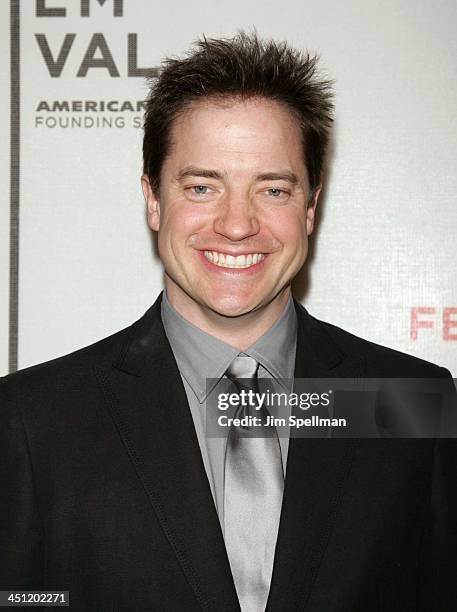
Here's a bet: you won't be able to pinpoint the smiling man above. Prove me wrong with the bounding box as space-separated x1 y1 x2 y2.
1 33 456 611
141 95 317 348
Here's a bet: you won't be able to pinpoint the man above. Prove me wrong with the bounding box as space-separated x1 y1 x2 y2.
1 33 456 611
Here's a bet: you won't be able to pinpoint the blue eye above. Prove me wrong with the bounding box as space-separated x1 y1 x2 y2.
267 188 282 197
192 185 208 194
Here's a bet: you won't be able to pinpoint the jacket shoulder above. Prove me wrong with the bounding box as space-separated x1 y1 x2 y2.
0 321 135 397
305 311 451 378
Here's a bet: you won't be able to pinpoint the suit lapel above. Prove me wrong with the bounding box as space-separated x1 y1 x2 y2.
95 295 239 612
266 301 364 610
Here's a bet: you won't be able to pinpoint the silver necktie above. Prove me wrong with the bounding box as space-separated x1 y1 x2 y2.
224 355 284 612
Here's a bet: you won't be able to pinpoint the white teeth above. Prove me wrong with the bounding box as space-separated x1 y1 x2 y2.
203 251 265 268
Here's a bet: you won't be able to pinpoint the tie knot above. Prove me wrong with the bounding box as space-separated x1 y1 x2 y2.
226 355 258 381
226 355 259 395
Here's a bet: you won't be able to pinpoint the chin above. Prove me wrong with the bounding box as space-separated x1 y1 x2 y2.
205 294 261 319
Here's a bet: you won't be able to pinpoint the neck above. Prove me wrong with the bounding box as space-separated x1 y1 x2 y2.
165 285 291 351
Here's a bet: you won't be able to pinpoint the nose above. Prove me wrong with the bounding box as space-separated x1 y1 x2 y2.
213 194 260 241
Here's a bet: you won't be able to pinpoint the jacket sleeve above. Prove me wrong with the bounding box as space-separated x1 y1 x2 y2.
418 372 457 610
0 377 44 588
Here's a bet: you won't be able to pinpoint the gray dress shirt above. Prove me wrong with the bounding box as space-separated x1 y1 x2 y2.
161 292 297 532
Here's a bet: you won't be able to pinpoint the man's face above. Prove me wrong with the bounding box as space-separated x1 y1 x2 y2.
142 97 320 322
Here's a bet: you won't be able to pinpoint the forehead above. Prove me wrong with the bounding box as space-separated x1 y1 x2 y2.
165 96 305 177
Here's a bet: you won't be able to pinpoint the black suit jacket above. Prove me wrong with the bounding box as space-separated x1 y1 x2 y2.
1 294 456 611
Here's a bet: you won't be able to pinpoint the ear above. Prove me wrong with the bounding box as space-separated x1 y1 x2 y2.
305 185 321 236
141 175 161 231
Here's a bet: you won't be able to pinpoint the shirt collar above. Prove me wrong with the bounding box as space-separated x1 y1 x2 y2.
161 291 297 403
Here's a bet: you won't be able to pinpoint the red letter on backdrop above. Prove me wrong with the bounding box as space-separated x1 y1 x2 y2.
443 308 457 341
410 307 436 340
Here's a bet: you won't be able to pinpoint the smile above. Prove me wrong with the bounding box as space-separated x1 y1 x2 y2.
203 251 265 268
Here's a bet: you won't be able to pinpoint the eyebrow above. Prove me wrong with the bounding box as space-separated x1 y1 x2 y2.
177 166 225 181
177 166 299 185
255 171 298 185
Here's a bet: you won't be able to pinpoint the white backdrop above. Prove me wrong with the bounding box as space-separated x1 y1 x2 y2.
1 0 456 375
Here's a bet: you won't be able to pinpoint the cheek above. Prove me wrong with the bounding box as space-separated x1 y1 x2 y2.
269 210 308 253
161 204 209 242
